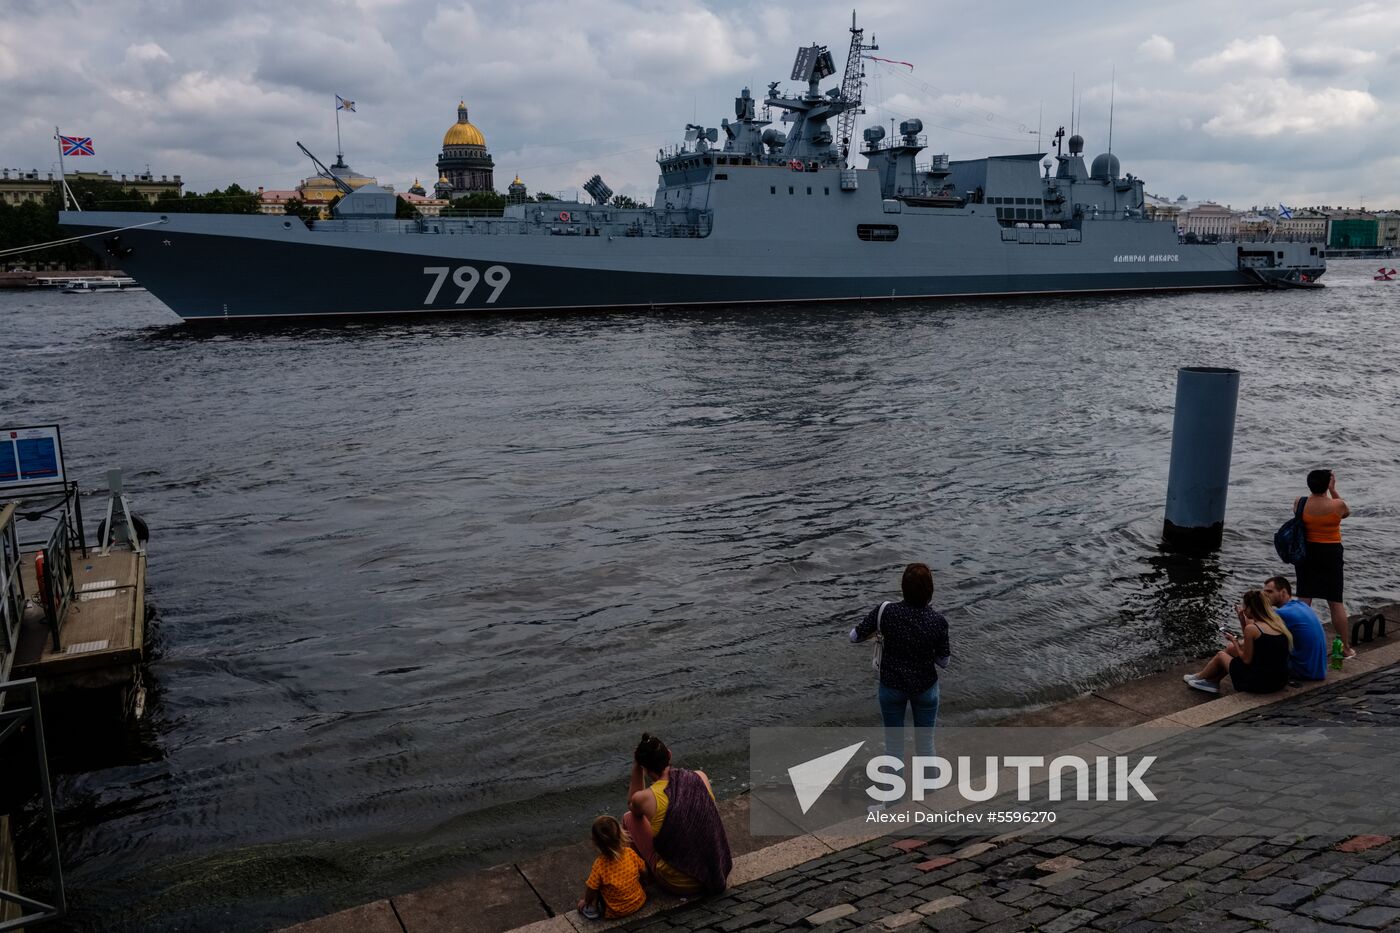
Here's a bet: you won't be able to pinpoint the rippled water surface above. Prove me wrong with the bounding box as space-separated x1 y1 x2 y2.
3 263 1398 930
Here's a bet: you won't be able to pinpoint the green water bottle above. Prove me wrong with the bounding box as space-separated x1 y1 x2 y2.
1330 637 1345 671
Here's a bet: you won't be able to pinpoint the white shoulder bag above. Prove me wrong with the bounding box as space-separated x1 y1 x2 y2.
870 601 891 673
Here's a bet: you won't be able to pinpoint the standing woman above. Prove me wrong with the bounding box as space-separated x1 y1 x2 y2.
850 563 951 761
1296 469 1353 659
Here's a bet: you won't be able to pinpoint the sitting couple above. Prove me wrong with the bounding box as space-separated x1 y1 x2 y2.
1185 575 1328 695
577 733 732 920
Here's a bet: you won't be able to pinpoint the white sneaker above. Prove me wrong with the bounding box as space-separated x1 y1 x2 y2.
1183 674 1219 694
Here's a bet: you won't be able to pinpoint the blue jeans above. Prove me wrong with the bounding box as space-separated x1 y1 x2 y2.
878 681 939 762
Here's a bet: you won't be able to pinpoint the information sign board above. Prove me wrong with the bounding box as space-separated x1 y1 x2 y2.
0 425 66 490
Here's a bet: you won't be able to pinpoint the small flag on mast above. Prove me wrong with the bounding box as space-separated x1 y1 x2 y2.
58 135 95 156
1278 204 1293 219
336 95 356 112
863 55 914 71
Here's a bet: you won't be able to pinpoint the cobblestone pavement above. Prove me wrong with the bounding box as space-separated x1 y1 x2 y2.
620 666 1400 933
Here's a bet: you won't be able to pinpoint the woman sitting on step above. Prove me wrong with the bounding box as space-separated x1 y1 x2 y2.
1184 589 1292 695
623 733 733 897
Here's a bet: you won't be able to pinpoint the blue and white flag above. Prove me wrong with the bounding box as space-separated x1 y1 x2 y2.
336 95 356 112
1279 203 1293 219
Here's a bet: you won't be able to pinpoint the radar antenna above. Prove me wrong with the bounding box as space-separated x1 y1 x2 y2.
837 11 878 164
296 141 354 195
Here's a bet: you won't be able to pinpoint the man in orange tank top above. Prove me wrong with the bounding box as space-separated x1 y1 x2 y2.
1295 469 1352 658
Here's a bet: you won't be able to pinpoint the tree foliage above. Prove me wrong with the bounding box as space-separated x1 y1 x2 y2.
0 177 267 268
449 190 506 213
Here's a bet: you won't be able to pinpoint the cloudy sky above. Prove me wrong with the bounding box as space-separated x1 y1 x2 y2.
4 0 1396 209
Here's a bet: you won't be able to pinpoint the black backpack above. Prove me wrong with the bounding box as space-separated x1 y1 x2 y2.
1274 496 1308 565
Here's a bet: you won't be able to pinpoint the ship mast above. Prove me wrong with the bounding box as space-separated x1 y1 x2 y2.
837 11 877 165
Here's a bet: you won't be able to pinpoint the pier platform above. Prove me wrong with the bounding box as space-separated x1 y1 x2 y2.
11 546 147 693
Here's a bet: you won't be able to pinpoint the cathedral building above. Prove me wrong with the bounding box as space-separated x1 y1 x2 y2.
435 101 494 198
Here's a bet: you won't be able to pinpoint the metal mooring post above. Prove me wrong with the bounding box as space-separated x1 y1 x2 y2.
1162 367 1240 552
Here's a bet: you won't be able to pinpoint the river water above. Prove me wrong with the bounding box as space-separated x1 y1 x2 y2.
3 262 1398 930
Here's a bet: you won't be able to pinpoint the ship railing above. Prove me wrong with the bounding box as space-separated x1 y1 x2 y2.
916 156 951 173
0 678 67 926
1176 233 1327 245
5 482 85 660
655 220 711 238
314 219 421 235
866 135 929 152
436 208 507 218
0 504 23 685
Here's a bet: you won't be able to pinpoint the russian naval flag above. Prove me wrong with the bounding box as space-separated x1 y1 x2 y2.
58 135 94 156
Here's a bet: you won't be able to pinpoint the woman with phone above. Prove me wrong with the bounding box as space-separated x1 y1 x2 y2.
1184 590 1292 694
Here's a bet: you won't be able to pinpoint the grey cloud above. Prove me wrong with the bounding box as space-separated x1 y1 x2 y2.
3 0 1398 208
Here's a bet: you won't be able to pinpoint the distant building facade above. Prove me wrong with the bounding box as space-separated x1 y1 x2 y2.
1277 209 1327 241
1375 213 1400 251
1326 210 1379 249
1143 193 1182 224
1237 211 1273 239
400 191 448 217
0 167 182 205
257 157 382 218
1177 201 1240 239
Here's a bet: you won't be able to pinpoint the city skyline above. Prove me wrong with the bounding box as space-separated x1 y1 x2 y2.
3 0 1396 208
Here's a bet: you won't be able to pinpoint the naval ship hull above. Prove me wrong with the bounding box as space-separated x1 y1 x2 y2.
61 191 1323 321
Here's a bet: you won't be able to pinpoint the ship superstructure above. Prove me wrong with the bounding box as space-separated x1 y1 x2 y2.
60 18 1324 321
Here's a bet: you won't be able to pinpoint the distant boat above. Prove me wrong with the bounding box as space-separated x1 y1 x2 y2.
59 276 145 293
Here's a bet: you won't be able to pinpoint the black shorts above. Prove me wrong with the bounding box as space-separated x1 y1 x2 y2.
1296 542 1344 604
1229 657 1287 694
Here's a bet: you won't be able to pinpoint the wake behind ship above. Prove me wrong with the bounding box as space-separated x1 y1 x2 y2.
60 20 1325 322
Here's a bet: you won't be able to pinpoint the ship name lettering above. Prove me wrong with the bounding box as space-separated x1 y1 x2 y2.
1113 254 1179 263
423 264 512 305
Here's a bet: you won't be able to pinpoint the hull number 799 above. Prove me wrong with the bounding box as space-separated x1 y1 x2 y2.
423 265 511 305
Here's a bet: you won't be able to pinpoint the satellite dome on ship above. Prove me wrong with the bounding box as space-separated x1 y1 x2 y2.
1090 152 1120 180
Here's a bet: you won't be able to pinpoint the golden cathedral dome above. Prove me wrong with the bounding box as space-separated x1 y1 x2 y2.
443 100 486 148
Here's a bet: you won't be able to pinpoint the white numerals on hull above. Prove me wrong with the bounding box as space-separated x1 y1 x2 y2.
423 265 511 305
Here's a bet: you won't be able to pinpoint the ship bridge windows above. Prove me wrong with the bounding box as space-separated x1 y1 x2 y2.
996 207 1045 222
857 223 900 242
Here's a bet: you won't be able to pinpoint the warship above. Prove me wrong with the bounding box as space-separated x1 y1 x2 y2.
60 19 1325 322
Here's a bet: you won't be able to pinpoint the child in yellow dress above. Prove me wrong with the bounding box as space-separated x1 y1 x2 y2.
578 815 647 920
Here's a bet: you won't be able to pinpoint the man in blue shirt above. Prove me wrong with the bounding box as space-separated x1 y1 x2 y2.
1264 575 1328 680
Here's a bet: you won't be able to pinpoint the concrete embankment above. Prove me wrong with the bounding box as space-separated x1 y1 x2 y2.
0 271 99 288
279 605 1400 933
